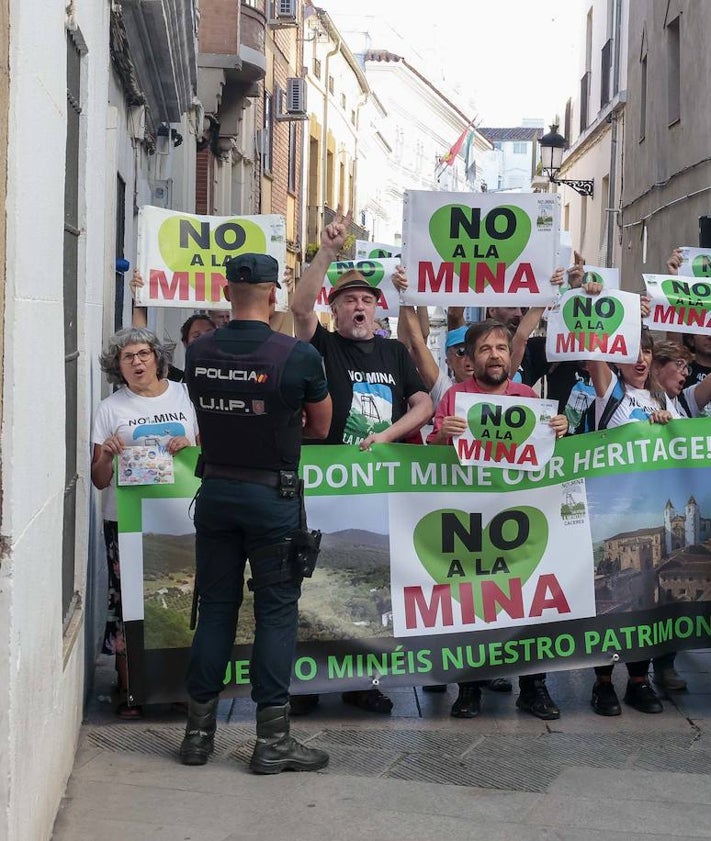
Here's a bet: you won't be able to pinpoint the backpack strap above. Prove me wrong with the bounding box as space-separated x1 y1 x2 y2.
596 377 626 430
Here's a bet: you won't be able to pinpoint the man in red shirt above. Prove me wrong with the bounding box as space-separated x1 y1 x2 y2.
426 318 567 721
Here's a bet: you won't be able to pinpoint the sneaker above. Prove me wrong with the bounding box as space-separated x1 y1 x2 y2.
623 680 663 713
652 667 687 692
451 684 481 718
516 680 560 720
591 680 621 716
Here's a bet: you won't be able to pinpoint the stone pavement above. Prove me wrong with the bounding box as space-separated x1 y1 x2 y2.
52 650 711 840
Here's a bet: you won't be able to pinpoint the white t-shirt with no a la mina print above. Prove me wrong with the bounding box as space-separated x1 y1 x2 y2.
91 380 198 520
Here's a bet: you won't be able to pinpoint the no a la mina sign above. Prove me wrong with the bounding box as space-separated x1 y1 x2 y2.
136 205 288 311
545 288 641 363
643 273 711 335
400 190 560 307
453 393 559 471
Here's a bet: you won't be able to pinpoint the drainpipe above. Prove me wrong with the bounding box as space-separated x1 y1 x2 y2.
606 0 623 267
321 32 340 227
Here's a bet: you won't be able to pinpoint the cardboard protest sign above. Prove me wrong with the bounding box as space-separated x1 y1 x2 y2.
137 206 288 311
453 393 558 471
400 191 560 306
643 273 711 335
313 258 401 317
546 288 641 362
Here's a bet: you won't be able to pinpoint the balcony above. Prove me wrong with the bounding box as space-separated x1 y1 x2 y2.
198 0 266 95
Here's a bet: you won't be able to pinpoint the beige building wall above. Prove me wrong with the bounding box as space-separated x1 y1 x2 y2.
622 1 711 280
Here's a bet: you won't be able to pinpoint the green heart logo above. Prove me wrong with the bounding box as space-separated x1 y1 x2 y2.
692 254 711 278
413 507 548 615
158 215 268 295
661 277 711 309
327 260 385 288
428 204 531 288
466 401 536 448
561 294 624 348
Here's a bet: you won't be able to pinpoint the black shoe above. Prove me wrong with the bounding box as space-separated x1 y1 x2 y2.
516 680 560 720
422 684 447 693
485 678 513 693
179 697 218 766
249 705 329 774
289 694 320 716
451 684 481 718
341 688 393 714
623 680 663 714
591 680 621 716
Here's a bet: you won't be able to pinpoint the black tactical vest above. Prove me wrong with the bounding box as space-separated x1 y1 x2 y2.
185 330 302 471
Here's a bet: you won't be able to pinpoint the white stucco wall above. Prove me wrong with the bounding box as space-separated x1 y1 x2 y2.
0 2 111 839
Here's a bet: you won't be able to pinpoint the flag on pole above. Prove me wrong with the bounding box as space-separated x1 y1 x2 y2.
435 117 477 181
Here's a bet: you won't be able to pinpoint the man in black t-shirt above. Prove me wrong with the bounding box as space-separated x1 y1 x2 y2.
293 210 431 449
291 209 432 714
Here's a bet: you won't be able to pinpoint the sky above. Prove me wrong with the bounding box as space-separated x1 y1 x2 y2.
320 0 585 128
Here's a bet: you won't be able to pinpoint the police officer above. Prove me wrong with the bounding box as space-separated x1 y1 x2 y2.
180 253 332 774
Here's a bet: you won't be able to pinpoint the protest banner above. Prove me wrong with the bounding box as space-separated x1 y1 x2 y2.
136 206 288 311
312 257 401 317
117 420 711 703
545 288 641 362
453 393 558 470
677 247 711 278
400 191 560 307
643 273 711 335
355 240 401 260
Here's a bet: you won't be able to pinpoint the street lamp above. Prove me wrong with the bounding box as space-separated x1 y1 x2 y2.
538 124 594 198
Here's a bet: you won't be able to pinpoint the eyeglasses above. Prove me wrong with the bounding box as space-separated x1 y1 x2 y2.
451 346 468 358
672 359 691 374
120 348 154 364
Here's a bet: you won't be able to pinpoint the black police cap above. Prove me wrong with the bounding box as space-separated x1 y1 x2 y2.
225 253 281 287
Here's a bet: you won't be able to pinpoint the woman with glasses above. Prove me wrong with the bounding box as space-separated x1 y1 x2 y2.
91 327 199 718
652 340 711 419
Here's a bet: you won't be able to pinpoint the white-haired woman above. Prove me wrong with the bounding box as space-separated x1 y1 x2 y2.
91 327 199 718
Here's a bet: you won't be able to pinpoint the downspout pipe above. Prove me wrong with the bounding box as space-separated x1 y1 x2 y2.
322 33 340 227
606 0 623 267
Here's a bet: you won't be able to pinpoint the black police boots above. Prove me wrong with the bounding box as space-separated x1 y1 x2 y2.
179 697 218 766
249 704 329 775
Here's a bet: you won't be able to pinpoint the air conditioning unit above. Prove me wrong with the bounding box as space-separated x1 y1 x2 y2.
269 0 297 25
285 77 307 115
